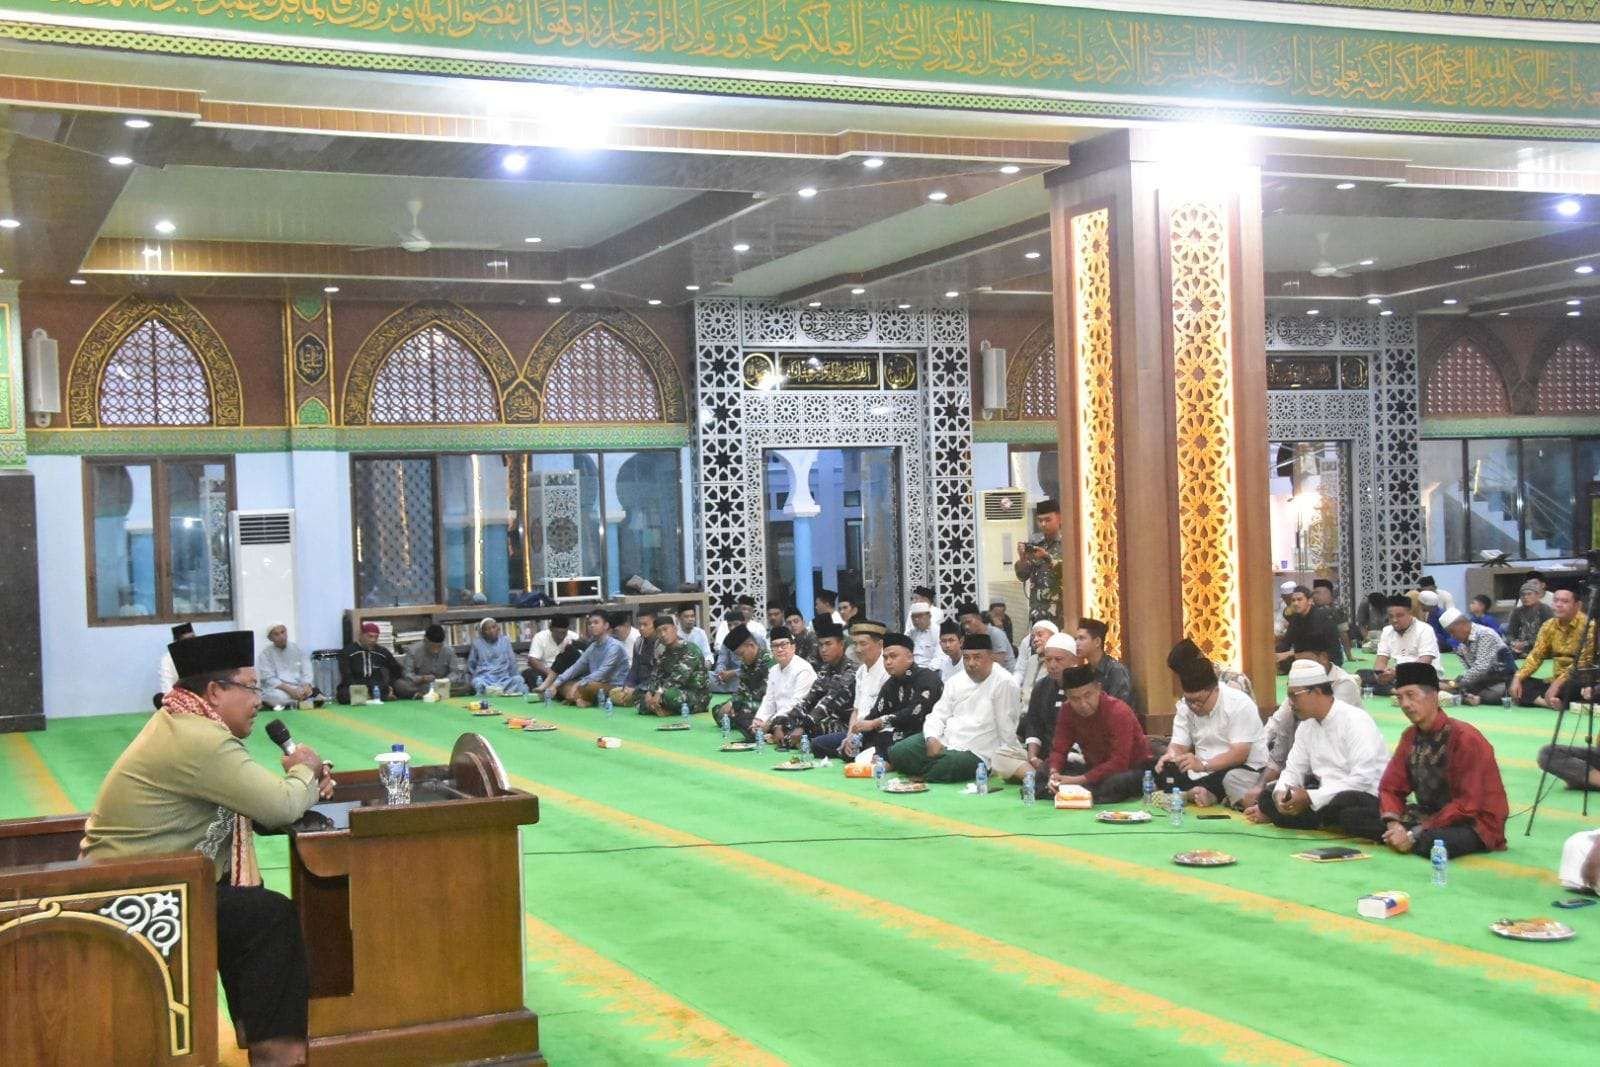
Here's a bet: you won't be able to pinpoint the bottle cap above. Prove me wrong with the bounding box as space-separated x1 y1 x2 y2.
391 743 405 752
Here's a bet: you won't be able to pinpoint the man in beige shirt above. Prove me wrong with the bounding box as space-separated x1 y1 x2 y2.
82 630 333 1066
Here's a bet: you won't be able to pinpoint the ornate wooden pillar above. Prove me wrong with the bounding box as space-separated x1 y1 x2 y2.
1050 130 1274 729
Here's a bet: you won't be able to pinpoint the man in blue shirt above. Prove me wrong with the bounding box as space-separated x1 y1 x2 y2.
1468 595 1503 636
544 610 629 707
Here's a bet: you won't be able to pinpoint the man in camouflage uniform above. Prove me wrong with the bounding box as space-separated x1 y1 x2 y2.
1013 498 1063 625
724 624 776 740
642 610 711 716
816 632 943 761
785 616 857 740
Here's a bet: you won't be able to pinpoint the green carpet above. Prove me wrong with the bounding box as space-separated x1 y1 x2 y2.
6 667 1599 1065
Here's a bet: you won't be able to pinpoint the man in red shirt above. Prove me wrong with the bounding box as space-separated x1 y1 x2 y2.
1346 661 1508 858
1046 664 1153 804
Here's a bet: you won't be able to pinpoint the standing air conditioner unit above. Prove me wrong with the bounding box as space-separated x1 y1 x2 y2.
976 488 1029 615
229 509 297 641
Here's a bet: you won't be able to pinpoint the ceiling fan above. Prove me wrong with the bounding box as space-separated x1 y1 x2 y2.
1309 231 1365 278
353 199 486 253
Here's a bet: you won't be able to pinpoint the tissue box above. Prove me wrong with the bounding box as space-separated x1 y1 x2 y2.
1054 785 1092 810
1357 891 1410 919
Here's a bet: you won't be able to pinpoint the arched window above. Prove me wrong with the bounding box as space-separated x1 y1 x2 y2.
1018 341 1057 419
98 318 212 426
369 326 498 424
1423 337 1509 416
543 325 662 422
1535 338 1600 414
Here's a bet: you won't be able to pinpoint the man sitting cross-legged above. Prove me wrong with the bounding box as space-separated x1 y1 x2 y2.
1249 659 1388 830
722 624 776 741
887 633 1019 782
1343 662 1509 860
751 630 816 747
817 633 942 762
1152 639 1266 808
1237 636 1357 812
542 610 629 707
783 617 857 744
1014 632 1078 785
641 611 711 716
609 611 660 708
1045 664 1153 804
1359 595 1439 697
1440 608 1514 707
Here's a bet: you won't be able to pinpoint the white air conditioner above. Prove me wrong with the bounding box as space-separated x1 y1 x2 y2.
229 509 297 642
976 488 1029 614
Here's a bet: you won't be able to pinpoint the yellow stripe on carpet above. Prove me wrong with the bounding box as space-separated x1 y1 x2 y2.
314 712 1337 1067
574 725 1600 1010
523 913 786 1065
1 733 75 814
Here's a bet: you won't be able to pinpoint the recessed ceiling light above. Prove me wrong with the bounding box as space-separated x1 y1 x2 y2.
1442 298 1459 305
488 259 512 269
123 118 151 129
154 219 176 235
1023 250 1041 260
1497 311 1510 316
1568 310 1582 317
897 303 912 310
523 236 542 244
732 243 751 253
862 157 885 169
546 296 562 304
1335 181 1356 190
850 287 865 295
1306 309 1321 316
502 152 528 173
108 155 133 167
578 282 596 291
808 301 822 308
999 165 1021 175
1366 297 1382 305
926 191 948 202
685 284 700 291
797 187 818 199
945 290 959 298
1380 309 1394 316
1358 259 1375 266
647 299 662 306
323 285 339 293
1556 198 1581 217
1577 265 1595 274
0 219 19 229
69 277 86 285
1453 263 1470 271
141 246 160 257
1566 299 1582 306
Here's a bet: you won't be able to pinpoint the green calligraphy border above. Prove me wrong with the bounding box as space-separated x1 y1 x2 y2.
2 0 1600 134
0 299 25 469
27 423 692 455
973 420 1058 444
1420 414 1600 437
1262 0 1600 23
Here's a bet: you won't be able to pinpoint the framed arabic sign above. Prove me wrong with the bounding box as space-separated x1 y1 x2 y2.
742 351 919 391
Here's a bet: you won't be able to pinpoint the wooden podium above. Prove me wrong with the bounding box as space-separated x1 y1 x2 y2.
289 735 544 1065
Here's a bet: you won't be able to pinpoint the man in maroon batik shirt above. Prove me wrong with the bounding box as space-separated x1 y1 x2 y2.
1045 665 1153 804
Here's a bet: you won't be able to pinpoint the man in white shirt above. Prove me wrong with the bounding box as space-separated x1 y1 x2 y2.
907 604 942 670
711 596 767 652
1238 637 1357 812
1360 595 1439 695
936 619 964 681
1250 659 1388 830
887 633 1020 782
613 613 641 664
849 619 891 730
1154 639 1267 807
258 624 321 707
754 630 816 747
677 606 713 664
524 616 575 688
154 622 195 707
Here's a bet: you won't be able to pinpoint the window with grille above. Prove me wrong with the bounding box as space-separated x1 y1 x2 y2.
98 319 212 426
544 326 662 422
1423 338 1509 416
370 326 499 424
1018 342 1057 419
1536 339 1600 414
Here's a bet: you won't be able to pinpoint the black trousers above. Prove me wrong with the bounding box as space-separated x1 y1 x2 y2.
216 883 310 1044
1259 787 1379 831
1517 676 1582 708
1338 810 1489 858
1088 767 1149 804
1152 764 1229 801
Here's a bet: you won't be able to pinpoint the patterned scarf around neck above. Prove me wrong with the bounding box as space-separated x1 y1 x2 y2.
162 686 261 887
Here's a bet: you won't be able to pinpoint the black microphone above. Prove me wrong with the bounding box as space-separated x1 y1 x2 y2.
264 718 296 755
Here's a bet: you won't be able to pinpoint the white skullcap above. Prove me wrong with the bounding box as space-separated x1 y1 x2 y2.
1438 608 1465 629
1279 581 1298 594
1030 619 1059 635
1043 633 1077 655
1286 659 1330 687
1418 590 1439 606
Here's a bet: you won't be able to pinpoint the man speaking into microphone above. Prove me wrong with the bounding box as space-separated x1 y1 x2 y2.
81 630 334 1066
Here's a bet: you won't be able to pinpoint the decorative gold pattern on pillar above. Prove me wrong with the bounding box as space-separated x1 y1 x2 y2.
1069 208 1123 657
1168 199 1242 663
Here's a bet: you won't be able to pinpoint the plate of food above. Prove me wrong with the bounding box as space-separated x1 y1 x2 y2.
881 779 929 794
520 720 558 732
1173 850 1237 867
1490 918 1575 942
1096 810 1153 824
773 757 816 771
719 741 757 752
657 721 693 731
471 709 501 717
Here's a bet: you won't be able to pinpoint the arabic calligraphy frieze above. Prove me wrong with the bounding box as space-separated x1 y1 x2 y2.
31 0 1600 119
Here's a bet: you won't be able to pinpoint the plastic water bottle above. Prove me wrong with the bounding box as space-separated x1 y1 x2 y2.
602 691 614 719
975 760 989 795
1169 786 1184 827
847 731 862 757
754 727 765 754
391 743 411 804
720 712 732 743
873 755 886 790
1142 770 1156 808
1431 839 1448 887
799 734 812 761
1022 770 1036 805
680 699 690 725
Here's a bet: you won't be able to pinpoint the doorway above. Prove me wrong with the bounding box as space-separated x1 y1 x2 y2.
1269 441 1354 601
763 448 903 623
